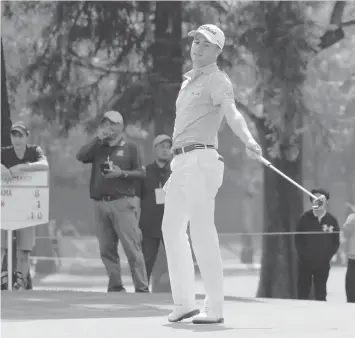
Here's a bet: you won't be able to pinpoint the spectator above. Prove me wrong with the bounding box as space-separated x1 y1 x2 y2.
136 135 172 285
295 188 340 301
343 203 355 303
76 111 148 292
1 122 49 290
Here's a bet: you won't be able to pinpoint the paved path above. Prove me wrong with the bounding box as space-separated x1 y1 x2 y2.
2 291 355 338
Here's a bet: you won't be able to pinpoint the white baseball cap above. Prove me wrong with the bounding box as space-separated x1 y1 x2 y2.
152 134 172 148
188 24 225 49
102 110 124 124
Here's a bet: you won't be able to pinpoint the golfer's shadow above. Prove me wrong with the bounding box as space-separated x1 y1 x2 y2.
163 322 234 332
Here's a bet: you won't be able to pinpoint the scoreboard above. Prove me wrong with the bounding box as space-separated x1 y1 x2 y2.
1 171 49 230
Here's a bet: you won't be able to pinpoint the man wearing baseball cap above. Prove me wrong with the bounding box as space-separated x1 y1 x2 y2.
76 110 149 293
188 24 225 50
161 24 262 324
136 135 172 287
295 188 340 301
1 122 49 290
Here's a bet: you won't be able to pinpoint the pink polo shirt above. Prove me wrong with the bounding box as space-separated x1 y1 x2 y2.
172 63 235 150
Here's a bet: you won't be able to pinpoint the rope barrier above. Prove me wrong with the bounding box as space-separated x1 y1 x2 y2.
218 231 341 236
33 230 342 240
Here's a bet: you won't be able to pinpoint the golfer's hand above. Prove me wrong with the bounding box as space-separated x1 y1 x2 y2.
246 139 262 160
1 166 13 182
103 164 123 179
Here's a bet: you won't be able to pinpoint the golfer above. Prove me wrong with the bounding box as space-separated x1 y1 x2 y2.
162 24 262 324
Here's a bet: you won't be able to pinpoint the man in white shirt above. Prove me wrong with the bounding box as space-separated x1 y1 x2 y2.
162 24 262 324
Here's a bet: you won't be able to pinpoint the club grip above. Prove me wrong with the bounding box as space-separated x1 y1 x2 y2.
258 156 271 167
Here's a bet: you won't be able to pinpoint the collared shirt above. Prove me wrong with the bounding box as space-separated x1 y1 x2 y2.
313 209 326 222
172 62 235 150
77 137 145 200
136 161 171 238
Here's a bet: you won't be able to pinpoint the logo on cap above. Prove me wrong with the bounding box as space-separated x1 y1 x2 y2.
200 25 217 35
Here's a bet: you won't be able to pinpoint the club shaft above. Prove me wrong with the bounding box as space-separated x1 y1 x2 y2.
258 156 318 200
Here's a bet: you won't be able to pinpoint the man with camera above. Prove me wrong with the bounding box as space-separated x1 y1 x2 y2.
76 111 148 293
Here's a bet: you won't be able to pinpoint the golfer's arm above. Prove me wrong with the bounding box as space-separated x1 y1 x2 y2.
222 102 255 145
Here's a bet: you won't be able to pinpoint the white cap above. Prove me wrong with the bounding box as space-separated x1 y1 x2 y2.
188 24 225 49
103 111 124 124
153 134 172 148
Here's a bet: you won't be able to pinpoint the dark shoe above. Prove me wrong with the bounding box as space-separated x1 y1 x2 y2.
13 271 27 291
1 271 8 290
135 288 150 293
108 286 126 292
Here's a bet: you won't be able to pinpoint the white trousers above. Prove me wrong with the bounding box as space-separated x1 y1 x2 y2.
162 148 224 313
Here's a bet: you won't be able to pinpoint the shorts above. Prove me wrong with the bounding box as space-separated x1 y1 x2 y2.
1 227 36 251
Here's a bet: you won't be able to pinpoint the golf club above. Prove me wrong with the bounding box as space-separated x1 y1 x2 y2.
257 155 325 209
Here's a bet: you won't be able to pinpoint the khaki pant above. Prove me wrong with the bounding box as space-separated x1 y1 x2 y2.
162 149 224 314
94 196 148 292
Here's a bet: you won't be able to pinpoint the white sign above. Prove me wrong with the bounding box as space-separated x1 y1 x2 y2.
1 171 49 230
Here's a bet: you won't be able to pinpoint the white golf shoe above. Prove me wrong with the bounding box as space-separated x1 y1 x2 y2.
168 306 200 322
192 306 224 324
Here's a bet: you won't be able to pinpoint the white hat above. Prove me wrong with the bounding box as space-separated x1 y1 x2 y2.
153 134 172 148
103 111 124 124
188 24 225 49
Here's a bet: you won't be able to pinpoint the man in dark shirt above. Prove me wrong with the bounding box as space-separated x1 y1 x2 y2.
137 135 172 284
1 122 49 290
295 188 340 301
76 111 148 292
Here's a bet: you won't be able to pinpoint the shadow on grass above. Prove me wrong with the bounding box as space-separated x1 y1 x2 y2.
163 322 235 333
1 291 263 321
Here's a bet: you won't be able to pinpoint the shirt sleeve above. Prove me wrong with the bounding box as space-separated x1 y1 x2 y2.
35 146 47 162
210 72 235 106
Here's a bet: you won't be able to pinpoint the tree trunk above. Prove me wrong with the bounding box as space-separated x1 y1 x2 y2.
1 39 12 147
256 117 304 299
152 1 182 135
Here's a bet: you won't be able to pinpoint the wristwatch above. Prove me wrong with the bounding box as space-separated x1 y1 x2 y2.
122 172 128 179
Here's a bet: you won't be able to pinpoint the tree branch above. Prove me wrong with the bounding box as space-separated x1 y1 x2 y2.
341 19 355 27
329 1 346 25
318 1 346 50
